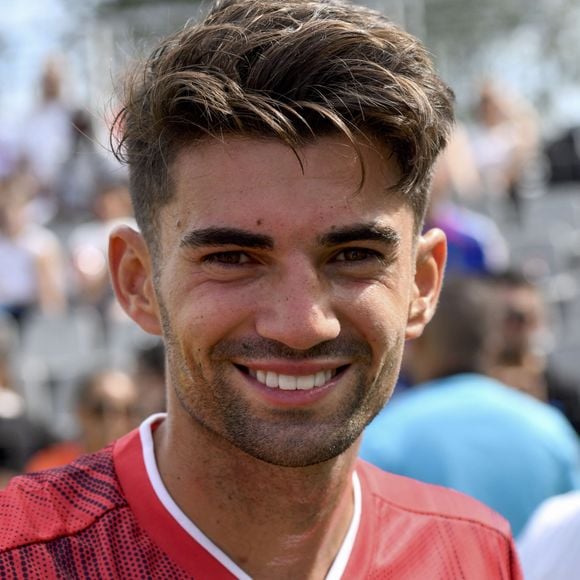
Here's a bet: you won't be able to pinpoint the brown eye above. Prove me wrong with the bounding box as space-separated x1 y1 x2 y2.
203 251 251 265
335 248 381 262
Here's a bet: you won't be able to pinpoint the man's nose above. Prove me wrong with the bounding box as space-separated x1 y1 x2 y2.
255 262 341 351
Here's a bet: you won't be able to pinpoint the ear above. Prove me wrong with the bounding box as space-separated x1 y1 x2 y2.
108 225 162 336
405 227 446 340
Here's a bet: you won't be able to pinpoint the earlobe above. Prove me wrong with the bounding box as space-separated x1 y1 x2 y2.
405 228 447 340
108 225 162 336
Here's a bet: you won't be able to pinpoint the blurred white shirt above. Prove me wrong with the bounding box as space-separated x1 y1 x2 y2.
518 490 580 580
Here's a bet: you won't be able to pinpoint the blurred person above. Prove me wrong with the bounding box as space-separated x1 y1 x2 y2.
25 369 140 472
360 276 580 537
485 270 580 434
0 318 54 487
18 56 75 220
0 171 66 327
427 125 510 275
133 340 166 420
470 80 542 219
0 129 20 182
545 125 580 184
0 2 523 578
67 178 135 323
517 490 580 579
55 109 121 222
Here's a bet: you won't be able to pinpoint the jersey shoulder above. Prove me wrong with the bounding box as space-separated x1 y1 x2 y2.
357 458 512 537
0 445 126 551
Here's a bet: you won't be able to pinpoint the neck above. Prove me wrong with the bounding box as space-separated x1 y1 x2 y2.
154 410 358 579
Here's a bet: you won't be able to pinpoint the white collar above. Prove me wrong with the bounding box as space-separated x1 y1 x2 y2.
139 414 361 579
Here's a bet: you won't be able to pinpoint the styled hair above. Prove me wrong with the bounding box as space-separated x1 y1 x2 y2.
114 0 455 247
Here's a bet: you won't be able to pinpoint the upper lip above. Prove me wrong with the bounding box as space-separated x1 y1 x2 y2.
234 360 350 375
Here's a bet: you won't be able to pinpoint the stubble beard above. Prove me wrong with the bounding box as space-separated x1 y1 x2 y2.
158 300 403 468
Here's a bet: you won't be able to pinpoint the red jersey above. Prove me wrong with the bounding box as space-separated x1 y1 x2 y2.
0 418 522 579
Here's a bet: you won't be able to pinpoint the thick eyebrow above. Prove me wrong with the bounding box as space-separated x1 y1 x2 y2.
319 223 401 247
180 227 274 250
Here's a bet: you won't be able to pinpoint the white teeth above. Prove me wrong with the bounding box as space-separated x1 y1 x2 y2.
279 375 297 390
249 369 338 390
296 375 315 390
314 371 325 387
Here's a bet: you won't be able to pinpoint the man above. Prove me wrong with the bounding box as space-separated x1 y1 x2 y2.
0 1 522 577
25 368 141 472
132 340 166 418
360 276 580 537
486 270 580 433
0 319 54 487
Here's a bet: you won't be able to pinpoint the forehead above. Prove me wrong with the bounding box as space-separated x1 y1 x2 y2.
503 285 544 316
162 136 412 240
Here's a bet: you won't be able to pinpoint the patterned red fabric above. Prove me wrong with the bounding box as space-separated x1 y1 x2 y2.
348 462 523 579
0 427 522 579
0 445 199 579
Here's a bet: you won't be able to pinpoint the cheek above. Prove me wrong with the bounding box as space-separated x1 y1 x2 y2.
342 287 410 350
166 282 258 347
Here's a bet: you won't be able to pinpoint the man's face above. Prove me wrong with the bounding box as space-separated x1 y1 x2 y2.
147 136 431 467
499 285 547 362
79 372 140 452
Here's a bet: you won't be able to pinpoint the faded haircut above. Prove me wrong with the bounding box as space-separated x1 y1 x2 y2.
113 0 455 249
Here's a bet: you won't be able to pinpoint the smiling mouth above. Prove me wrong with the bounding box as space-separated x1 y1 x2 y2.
235 366 348 391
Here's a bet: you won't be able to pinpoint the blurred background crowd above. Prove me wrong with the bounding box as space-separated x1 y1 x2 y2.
1 0 580 568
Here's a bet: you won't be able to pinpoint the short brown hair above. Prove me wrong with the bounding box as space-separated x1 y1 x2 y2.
114 0 454 247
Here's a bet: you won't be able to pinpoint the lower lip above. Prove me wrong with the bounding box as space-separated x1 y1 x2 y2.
236 367 345 408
